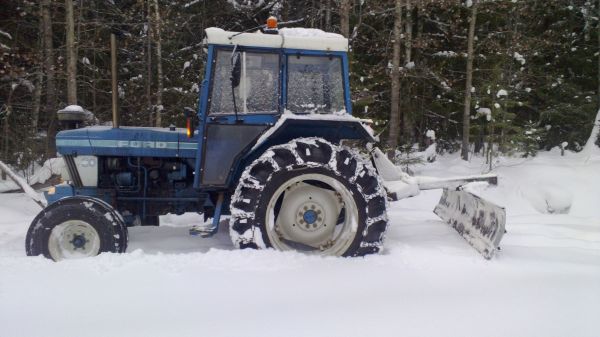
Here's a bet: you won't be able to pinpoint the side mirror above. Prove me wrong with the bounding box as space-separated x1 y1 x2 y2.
231 51 241 88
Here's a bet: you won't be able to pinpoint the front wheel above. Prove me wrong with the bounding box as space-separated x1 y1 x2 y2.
230 138 389 257
26 196 128 261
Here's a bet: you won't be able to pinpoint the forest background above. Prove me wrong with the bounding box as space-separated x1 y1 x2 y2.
1 0 599 173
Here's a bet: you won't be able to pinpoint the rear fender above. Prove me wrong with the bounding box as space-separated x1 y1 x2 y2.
248 114 377 157
231 115 378 188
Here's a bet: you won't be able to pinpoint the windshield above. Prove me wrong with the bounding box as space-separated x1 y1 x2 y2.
287 55 345 114
209 50 279 114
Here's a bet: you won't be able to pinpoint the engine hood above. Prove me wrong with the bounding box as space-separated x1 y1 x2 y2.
55 126 199 158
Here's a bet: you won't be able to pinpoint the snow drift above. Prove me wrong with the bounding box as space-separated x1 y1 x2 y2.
0 151 598 337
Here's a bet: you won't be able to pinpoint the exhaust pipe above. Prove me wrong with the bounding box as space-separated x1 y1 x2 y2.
111 32 119 128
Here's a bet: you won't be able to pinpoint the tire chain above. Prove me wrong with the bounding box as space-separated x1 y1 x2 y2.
229 138 389 256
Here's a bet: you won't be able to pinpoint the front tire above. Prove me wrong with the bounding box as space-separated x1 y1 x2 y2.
230 138 388 257
26 196 128 261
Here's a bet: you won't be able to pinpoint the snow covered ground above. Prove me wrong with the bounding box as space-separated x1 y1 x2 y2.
0 158 63 193
1 150 599 337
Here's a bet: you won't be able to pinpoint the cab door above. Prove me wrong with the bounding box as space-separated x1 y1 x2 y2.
198 47 282 187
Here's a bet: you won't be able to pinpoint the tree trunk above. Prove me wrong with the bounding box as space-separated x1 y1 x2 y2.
153 0 163 127
387 0 403 155
281 0 290 22
146 0 153 125
487 122 494 171
65 0 77 105
3 89 14 165
311 0 318 28
42 0 57 158
461 0 477 161
32 70 43 132
499 6 519 154
339 0 351 38
404 0 413 63
324 0 331 31
401 0 413 144
32 13 44 132
92 37 97 114
91 8 97 115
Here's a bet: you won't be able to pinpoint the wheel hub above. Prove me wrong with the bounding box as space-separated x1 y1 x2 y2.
48 220 101 260
69 234 89 250
296 203 325 232
303 209 318 224
268 176 359 253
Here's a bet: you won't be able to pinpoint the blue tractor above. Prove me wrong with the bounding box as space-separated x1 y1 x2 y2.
26 19 506 261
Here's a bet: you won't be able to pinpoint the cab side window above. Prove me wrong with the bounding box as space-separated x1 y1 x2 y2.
287 55 345 114
210 50 280 115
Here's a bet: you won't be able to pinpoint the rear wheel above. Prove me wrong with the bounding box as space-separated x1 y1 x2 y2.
230 138 389 257
26 196 128 261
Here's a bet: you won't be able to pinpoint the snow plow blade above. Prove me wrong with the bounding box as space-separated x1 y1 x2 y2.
370 146 506 258
434 189 506 259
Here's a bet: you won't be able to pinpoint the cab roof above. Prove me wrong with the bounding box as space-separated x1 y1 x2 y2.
204 27 349 52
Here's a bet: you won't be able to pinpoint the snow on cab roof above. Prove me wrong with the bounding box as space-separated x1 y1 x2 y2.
204 27 348 52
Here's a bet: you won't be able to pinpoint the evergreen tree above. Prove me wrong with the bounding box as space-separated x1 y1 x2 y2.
0 0 598 167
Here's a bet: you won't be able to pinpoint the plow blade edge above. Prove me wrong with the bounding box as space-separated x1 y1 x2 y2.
434 189 506 259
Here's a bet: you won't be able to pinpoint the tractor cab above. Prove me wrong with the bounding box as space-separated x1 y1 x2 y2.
193 22 374 188
199 22 352 122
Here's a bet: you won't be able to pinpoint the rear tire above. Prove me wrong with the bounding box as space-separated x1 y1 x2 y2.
229 138 388 257
26 196 128 261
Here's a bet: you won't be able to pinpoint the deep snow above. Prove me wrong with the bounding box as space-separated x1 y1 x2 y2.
0 150 599 337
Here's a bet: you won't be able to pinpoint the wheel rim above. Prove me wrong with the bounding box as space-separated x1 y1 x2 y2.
265 173 359 256
48 220 101 261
